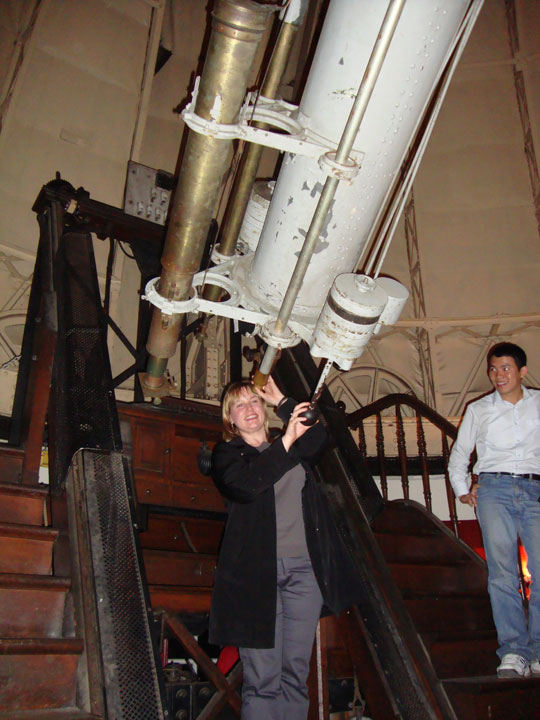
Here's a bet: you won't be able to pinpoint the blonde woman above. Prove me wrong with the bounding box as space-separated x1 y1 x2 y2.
209 376 361 720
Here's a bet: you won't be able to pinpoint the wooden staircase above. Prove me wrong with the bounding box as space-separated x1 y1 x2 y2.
0 479 99 719
141 509 223 620
3 233 539 720
371 498 540 719
2 393 540 718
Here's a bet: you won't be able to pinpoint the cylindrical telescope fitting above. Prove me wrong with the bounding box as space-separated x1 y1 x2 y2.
310 274 388 370
145 0 273 369
373 277 409 333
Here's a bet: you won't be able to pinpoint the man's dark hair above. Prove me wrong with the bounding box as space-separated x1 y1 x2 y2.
487 342 527 370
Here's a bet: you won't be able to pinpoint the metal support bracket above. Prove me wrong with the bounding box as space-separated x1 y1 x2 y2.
182 77 364 166
142 270 308 348
260 321 299 349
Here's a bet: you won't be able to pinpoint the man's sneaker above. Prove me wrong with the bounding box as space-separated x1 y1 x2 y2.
531 659 540 677
497 653 531 678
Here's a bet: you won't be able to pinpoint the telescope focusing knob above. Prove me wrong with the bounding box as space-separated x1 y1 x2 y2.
299 404 319 426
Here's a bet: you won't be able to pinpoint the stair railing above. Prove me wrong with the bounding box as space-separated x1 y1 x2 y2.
8 197 60 483
346 394 464 538
278 348 459 720
28 179 168 718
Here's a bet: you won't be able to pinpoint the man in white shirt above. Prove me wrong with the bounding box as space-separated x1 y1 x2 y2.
448 342 540 678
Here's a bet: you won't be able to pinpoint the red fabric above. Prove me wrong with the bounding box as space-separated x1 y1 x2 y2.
217 645 239 674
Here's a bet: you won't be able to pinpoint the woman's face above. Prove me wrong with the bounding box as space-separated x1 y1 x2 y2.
228 387 266 439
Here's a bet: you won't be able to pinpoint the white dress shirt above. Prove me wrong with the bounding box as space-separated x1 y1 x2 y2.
448 386 540 497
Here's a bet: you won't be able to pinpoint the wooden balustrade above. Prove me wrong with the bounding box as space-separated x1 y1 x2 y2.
416 411 432 512
442 432 460 536
345 394 468 539
375 412 388 500
357 421 367 458
395 405 409 500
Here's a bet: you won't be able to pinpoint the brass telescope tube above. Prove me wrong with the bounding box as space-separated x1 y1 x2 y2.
217 18 301 261
143 0 272 392
201 15 301 311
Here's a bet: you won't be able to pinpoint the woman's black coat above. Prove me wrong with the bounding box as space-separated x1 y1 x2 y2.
209 399 361 649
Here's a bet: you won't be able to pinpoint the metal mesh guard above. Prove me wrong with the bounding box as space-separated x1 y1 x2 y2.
83 450 164 719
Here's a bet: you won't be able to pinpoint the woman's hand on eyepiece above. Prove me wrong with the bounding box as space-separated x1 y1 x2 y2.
282 401 313 451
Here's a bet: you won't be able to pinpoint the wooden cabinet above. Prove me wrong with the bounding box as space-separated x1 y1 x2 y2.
132 419 170 476
118 401 225 513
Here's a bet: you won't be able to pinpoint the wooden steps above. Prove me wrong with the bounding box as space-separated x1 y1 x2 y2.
402 591 495 633
120 400 225 631
149 584 213 615
424 629 498 678
0 479 88 717
443 675 540 719
0 522 57 574
0 710 101 719
0 480 48 525
375 531 472 565
387 561 487 594
141 510 222 618
0 638 83 710
372 500 540 718
0 447 25 486
372 501 441 536
0 573 71 637
144 548 217 587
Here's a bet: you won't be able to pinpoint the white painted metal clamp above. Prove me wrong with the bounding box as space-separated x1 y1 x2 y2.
181 79 364 164
259 321 300 349
318 150 360 183
143 268 308 349
142 278 198 315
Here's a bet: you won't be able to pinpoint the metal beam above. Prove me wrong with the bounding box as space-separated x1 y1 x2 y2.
404 191 436 408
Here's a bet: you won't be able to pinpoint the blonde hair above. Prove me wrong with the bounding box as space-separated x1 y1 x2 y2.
221 380 269 441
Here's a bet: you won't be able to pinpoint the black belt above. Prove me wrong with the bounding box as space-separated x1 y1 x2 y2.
480 471 540 482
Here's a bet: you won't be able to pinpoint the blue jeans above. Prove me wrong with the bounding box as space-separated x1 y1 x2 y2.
476 473 540 660
239 556 323 720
